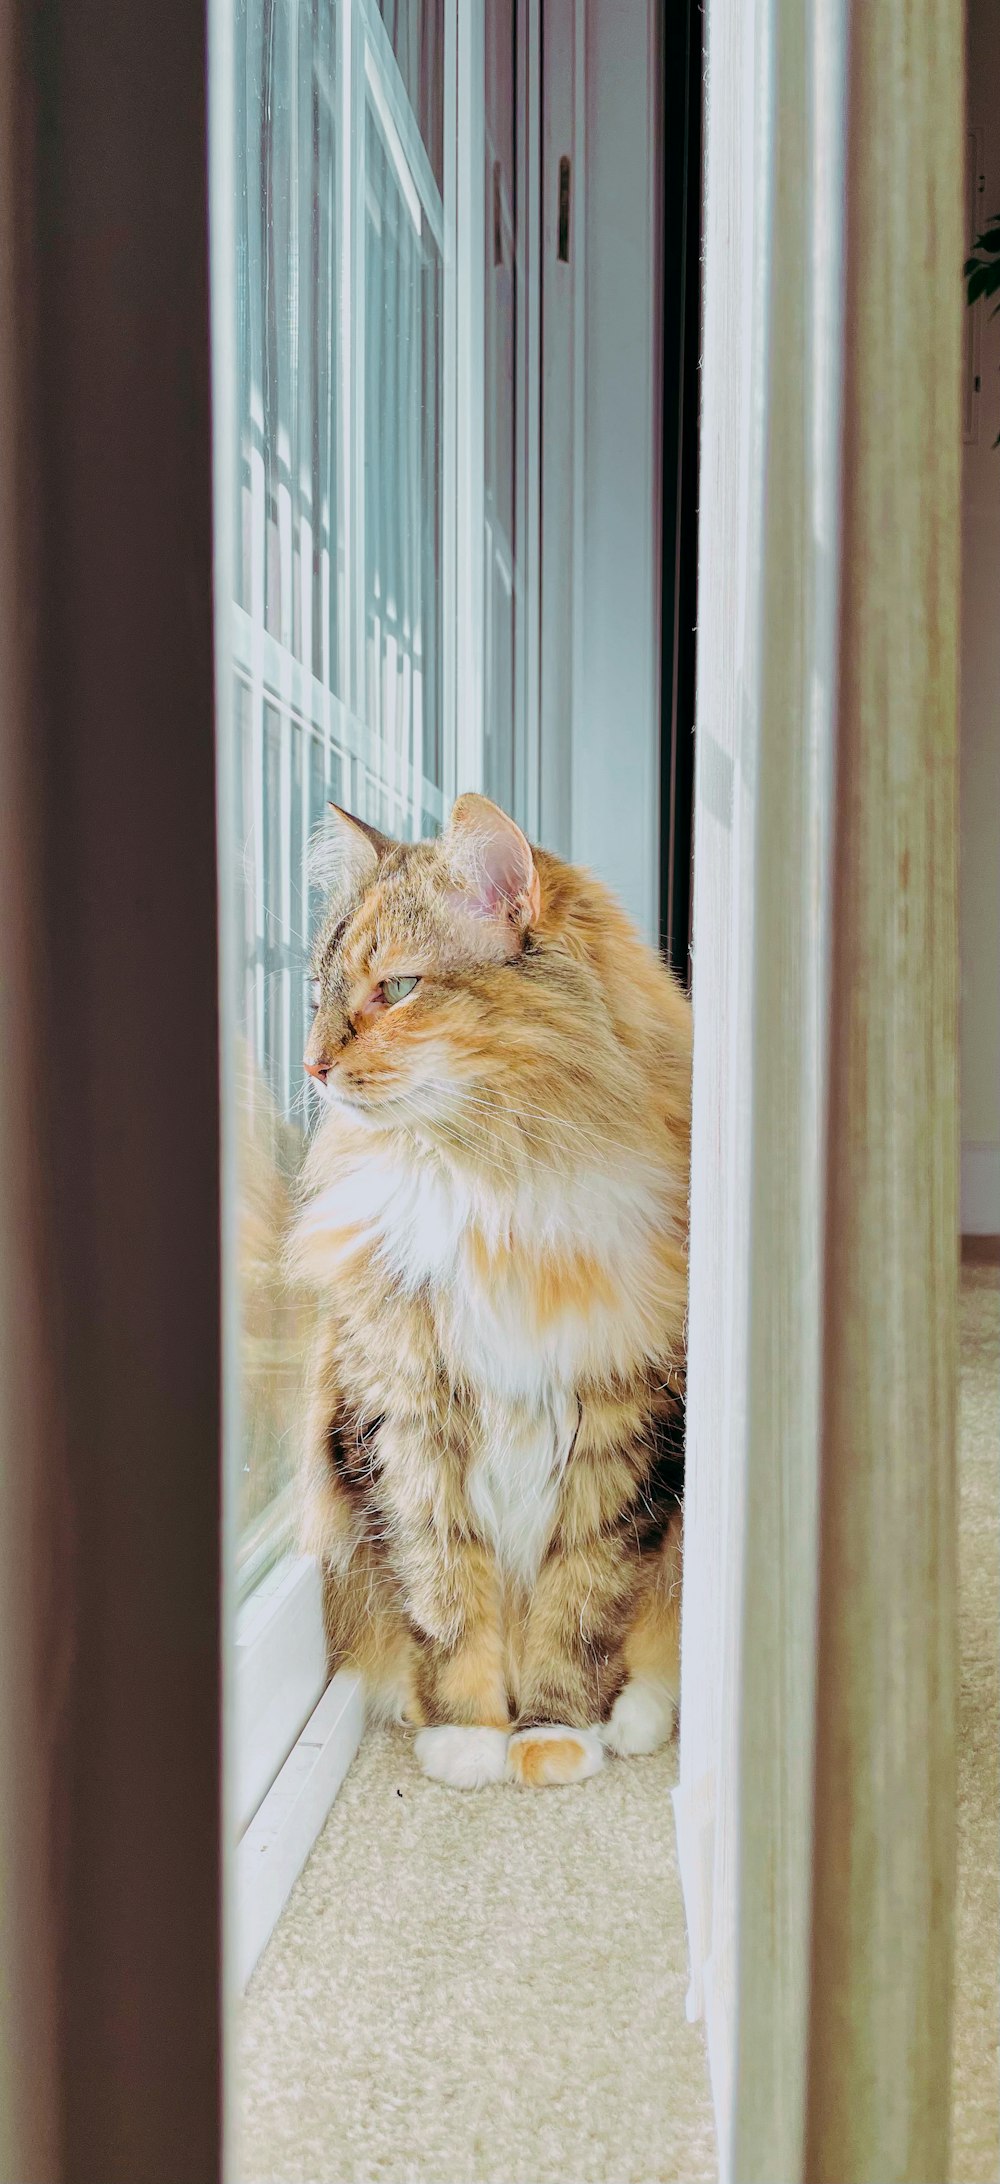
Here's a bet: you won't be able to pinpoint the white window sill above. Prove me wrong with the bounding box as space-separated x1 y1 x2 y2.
233 1552 366 1985
234 1552 330 1832
236 1666 365 1989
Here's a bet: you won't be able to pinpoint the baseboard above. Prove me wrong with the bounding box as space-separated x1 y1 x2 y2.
962 1233 1000 1267
236 1667 365 1988
961 1144 1000 1236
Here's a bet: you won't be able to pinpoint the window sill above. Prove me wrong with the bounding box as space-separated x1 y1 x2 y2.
234 1552 329 1832
236 1666 365 1988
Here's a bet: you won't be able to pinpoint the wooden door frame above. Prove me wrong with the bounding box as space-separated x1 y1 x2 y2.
0 0 223 2175
679 0 963 2175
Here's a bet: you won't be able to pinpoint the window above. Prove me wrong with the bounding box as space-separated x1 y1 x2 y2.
215 0 537 1948
229 0 454 1608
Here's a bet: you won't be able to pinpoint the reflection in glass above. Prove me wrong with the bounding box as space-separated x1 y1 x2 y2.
225 0 448 1586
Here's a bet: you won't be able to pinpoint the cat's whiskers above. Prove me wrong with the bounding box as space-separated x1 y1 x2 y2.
393 1118 647 1243
377 1080 599 1179
378 1093 630 1218
384 1089 674 1231
422 1075 628 1153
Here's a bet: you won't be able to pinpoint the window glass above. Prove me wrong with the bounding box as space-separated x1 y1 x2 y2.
364 68 444 823
376 0 445 192
227 0 450 1591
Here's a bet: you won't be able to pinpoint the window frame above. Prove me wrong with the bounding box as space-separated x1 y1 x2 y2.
1 0 224 2165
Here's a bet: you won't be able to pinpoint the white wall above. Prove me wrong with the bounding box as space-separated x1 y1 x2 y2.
539 0 662 946
571 0 662 946
961 0 1000 1232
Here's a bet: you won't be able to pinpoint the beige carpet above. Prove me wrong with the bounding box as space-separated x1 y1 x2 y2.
239 1272 998 2184
950 1264 999 2184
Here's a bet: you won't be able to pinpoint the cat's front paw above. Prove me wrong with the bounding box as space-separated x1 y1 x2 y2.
507 1723 604 1786
414 1724 510 1789
600 1676 676 1757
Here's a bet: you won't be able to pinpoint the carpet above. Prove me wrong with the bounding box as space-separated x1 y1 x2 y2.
238 1271 998 2184
949 1264 999 2183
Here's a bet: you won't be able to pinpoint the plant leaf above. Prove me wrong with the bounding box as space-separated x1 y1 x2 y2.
967 261 1000 304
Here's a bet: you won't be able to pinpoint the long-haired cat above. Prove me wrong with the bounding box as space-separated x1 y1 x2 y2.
293 794 690 1788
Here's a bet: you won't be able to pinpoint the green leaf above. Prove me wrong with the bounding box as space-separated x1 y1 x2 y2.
966 261 1000 304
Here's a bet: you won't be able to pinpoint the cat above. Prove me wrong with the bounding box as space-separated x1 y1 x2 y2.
291 792 691 1788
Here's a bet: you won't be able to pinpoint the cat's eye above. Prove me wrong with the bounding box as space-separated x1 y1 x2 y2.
380 975 419 1006
308 978 321 1013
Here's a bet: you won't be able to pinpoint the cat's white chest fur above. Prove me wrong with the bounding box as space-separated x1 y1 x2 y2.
305 1138 634 1388
301 1137 648 1581
466 1389 578 1586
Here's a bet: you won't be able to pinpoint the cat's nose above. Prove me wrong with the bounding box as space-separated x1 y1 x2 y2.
304 1055 329 1085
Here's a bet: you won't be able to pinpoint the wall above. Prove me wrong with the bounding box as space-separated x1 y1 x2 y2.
572 0 662 944
538 0 663 945
961 0 1000 1232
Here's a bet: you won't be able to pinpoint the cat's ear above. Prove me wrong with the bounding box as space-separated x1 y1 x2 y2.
309 803 394 901
445 794 541 930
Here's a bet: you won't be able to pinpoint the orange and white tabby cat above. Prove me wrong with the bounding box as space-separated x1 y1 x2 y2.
293 793 690 1788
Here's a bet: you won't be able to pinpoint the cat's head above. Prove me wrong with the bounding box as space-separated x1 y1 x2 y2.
304 794 551 1129
303 791 690 1189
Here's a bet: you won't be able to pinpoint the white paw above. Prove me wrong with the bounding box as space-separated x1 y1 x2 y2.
600 1677 676 1757
414 1724 510 1789
508 1722 605 1786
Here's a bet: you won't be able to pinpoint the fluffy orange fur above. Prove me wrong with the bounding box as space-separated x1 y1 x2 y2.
292 794 690 1787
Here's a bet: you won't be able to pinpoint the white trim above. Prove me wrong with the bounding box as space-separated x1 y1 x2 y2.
236 1669 365 1989
961 1142 1000 1233
233 1554 329 1834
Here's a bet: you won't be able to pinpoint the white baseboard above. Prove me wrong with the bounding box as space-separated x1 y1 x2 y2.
961 1143 1000 1235
236 1667 365 1988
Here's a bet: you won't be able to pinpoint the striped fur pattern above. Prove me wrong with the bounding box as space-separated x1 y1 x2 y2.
293 795 690 1787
